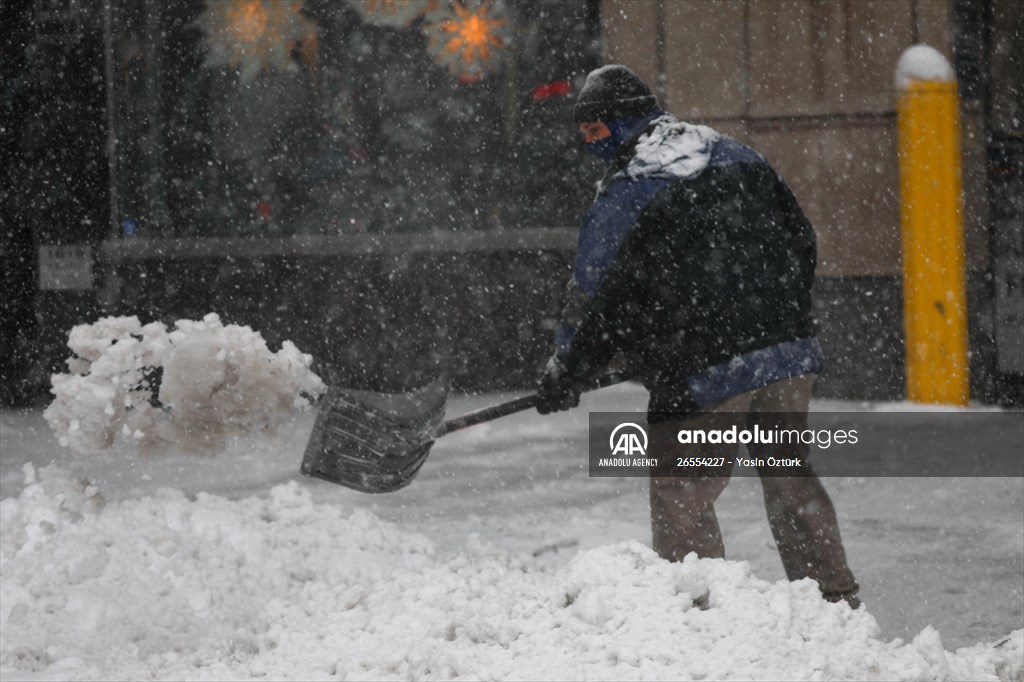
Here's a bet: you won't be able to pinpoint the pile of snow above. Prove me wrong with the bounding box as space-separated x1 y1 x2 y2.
895 44 955 90
44 314 324 455
2 466 1020 681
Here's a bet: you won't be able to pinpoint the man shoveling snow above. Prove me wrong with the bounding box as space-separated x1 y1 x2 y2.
537 65 860 607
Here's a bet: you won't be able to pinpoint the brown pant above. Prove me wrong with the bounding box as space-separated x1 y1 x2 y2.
648 375 859 603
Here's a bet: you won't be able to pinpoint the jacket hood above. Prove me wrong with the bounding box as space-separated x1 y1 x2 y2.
606 113 721 187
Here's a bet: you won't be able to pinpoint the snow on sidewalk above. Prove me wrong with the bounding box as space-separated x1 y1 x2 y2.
2 465 1021 681
3 315 1020 679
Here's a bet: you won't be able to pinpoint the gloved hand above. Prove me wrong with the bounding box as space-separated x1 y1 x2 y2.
536 356 581 415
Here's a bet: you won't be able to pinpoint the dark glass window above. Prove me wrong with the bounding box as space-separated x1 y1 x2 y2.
110 0 600 238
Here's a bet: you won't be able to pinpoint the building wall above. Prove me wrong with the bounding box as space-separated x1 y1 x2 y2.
987 0 1024 402
989 0 1024 135
2 0 108 406
600 0 1009 401
601 0 987 278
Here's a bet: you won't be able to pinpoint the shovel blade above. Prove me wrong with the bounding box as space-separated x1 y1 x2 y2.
300 379 448 493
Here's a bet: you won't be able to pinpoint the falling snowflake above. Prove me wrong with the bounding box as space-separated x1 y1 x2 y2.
425 0 507 82
197 0 316 82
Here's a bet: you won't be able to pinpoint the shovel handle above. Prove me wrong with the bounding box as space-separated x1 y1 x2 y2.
436 372 629 438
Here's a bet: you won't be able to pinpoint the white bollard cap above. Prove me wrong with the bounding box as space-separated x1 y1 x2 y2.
895 45 955 90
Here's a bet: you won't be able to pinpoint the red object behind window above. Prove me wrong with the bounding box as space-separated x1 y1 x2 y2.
530 80 572 101
258 200 272 221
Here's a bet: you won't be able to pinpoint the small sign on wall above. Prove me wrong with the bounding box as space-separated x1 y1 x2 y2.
39 244 93 290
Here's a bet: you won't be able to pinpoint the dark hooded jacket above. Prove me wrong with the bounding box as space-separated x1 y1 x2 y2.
555 110 822 420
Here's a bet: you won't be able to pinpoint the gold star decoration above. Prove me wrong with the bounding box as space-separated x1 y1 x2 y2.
425 0 507 82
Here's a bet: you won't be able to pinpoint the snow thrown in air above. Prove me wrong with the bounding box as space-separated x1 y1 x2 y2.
44 314 324 456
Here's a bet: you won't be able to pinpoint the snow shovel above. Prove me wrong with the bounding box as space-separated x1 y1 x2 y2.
300 372 628 494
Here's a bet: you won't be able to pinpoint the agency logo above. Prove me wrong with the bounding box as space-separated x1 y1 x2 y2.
609 422 648 456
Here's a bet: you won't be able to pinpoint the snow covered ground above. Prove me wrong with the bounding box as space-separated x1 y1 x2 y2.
2 378 1022 680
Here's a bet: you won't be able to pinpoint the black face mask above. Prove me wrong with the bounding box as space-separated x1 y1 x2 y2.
585 137 619 163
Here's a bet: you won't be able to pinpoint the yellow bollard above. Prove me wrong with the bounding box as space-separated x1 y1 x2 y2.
895 46 970 405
